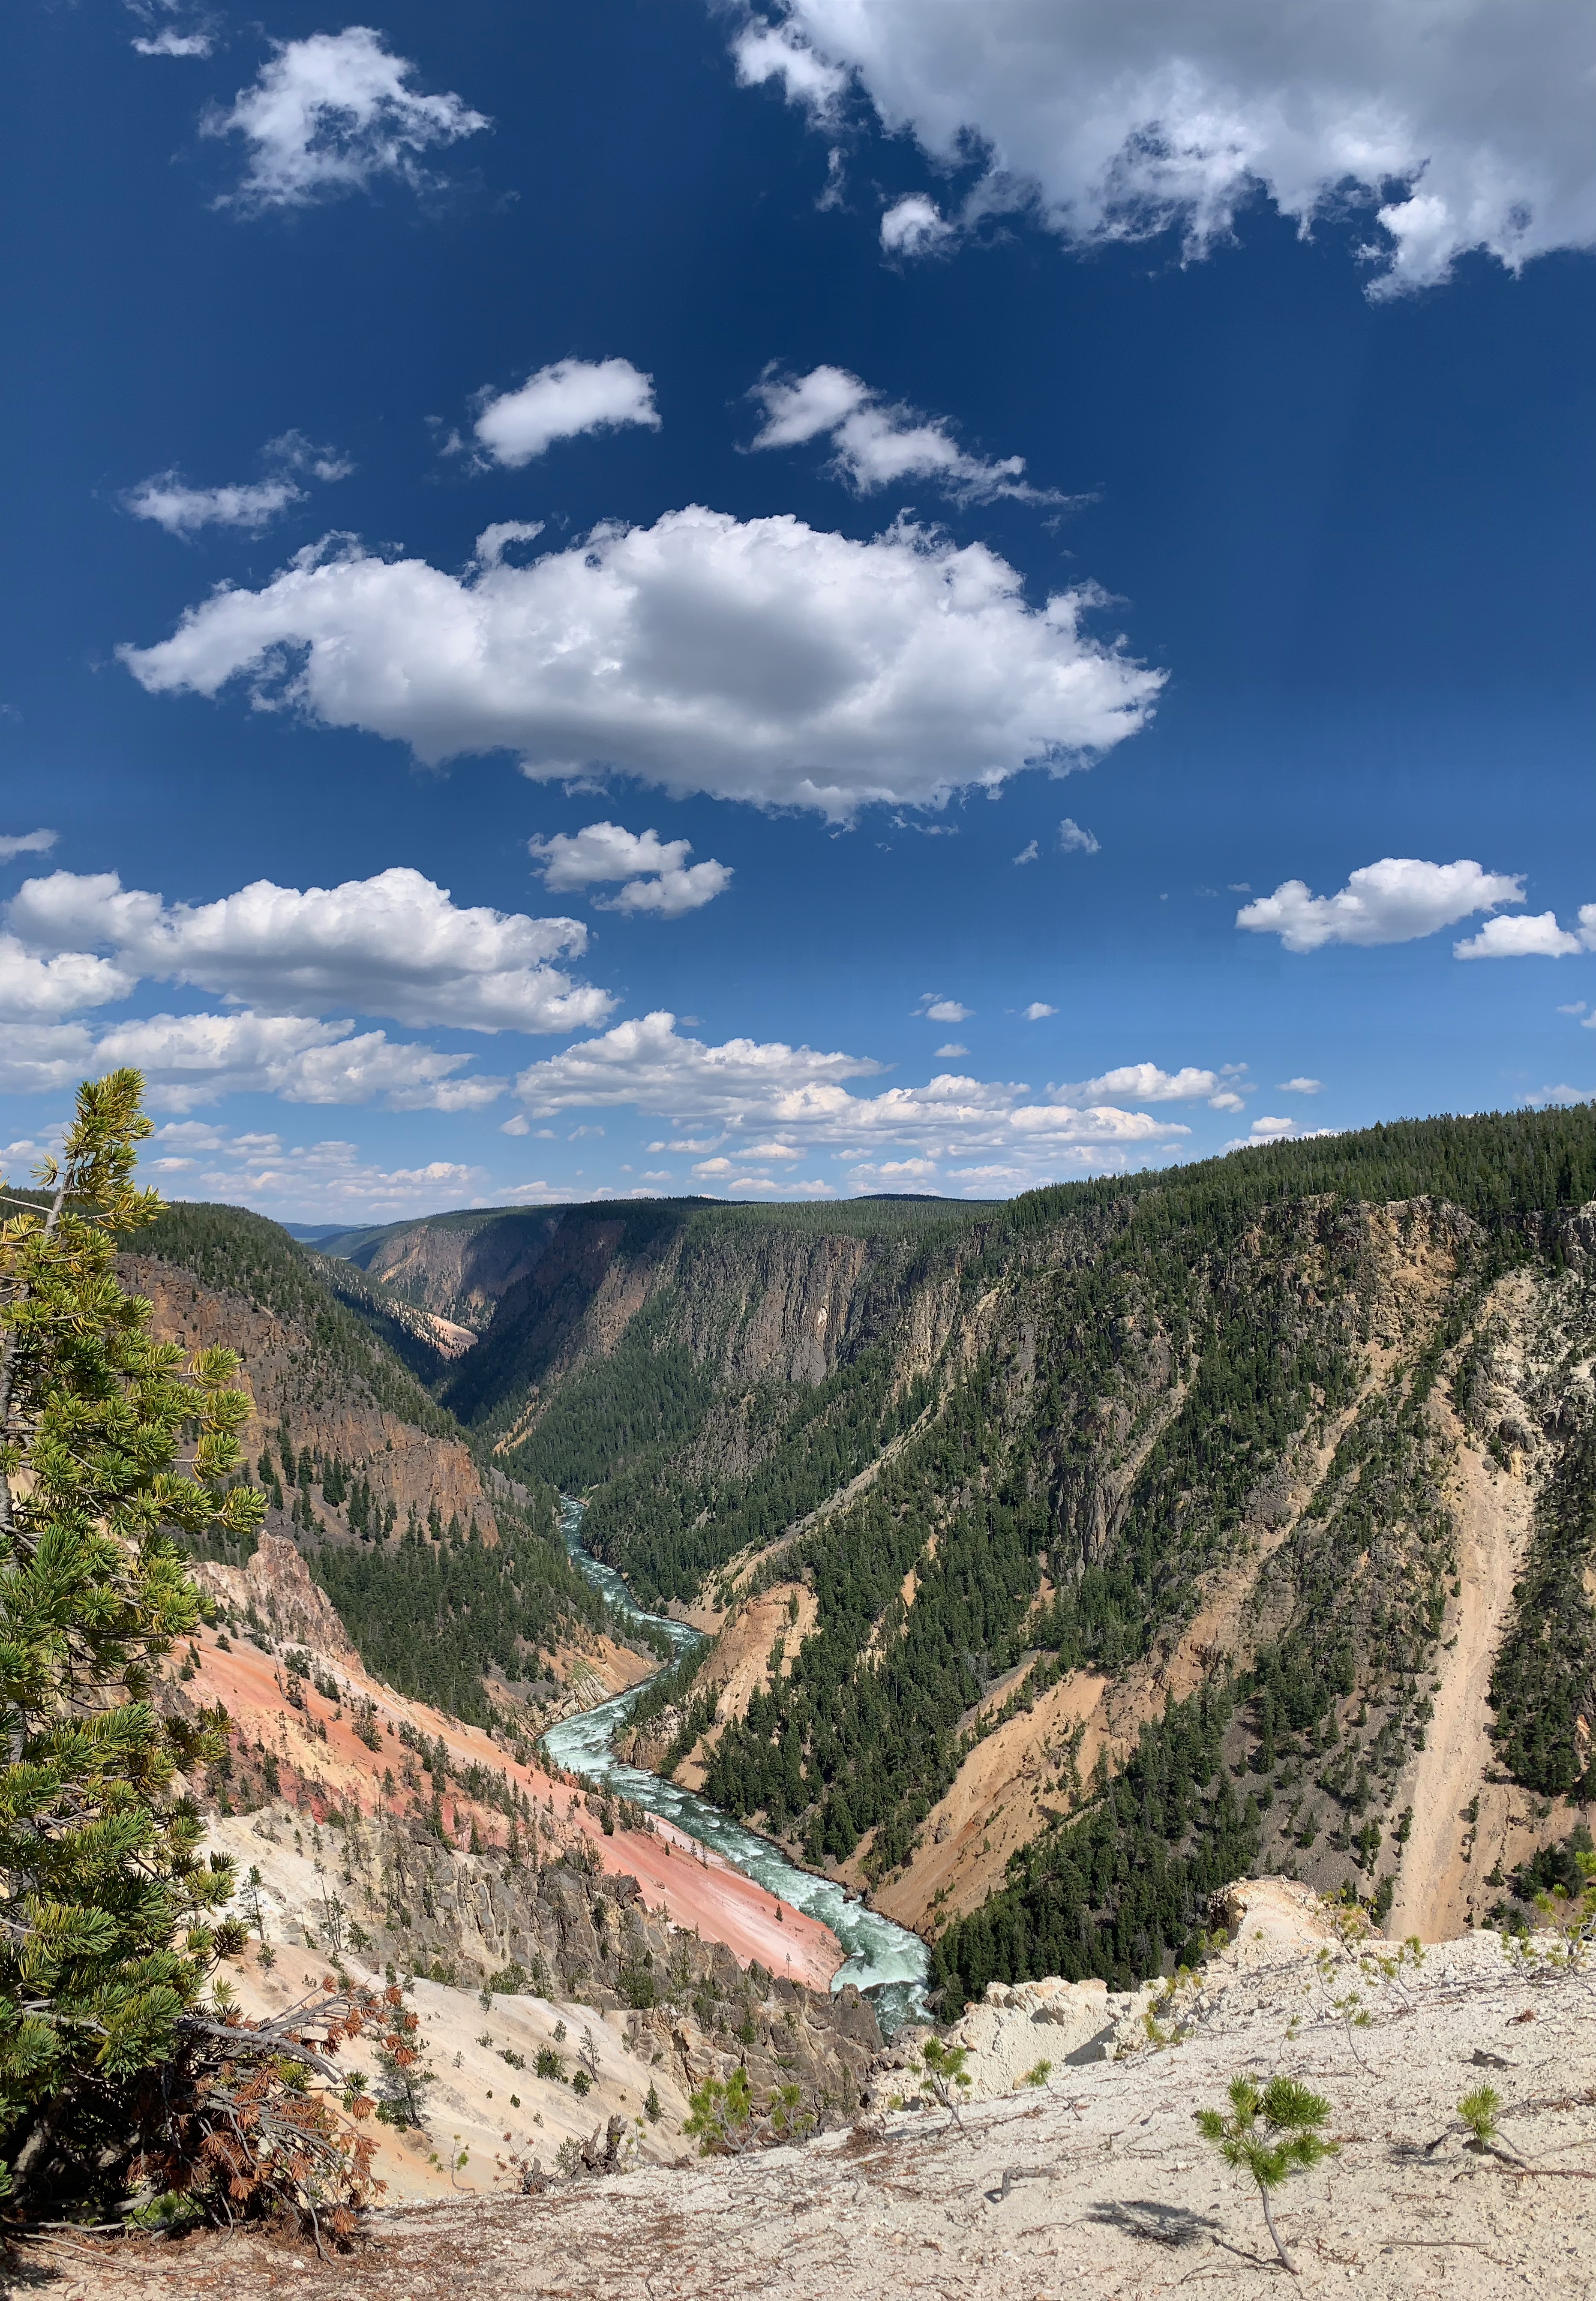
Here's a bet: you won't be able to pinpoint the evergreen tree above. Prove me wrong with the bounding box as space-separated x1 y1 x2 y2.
0 1071 264 2203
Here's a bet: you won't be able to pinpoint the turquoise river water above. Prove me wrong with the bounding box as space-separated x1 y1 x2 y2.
539 1502 929 2033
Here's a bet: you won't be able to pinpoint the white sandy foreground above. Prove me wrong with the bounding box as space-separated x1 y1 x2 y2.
30 1885 1596 2301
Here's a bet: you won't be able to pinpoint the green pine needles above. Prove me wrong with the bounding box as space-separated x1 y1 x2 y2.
1195 2074 1336 2274
0 1070 264 2211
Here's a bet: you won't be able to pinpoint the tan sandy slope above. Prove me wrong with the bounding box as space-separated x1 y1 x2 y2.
39 1891 1596 2301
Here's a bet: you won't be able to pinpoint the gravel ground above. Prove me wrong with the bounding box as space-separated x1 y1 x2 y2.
18 1923 1596 2301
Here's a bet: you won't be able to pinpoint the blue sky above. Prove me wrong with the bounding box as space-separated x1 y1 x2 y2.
2 1 1593 1219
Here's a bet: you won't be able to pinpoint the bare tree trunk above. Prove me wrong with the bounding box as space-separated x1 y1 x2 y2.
1259 2182 1298 2274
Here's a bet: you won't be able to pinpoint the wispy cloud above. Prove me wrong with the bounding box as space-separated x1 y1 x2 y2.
204 27 489 211
749 365 1066 505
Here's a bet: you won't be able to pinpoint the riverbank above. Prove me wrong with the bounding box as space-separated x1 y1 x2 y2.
544 1502 930 2027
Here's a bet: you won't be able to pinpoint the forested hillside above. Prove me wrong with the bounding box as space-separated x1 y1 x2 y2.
120 1203 618 1724
328 1107 1596 1998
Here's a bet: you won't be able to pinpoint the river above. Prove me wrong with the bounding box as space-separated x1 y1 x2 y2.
540 1501 930 2034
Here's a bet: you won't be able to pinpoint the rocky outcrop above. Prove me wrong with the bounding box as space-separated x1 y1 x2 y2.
190 1531 357 1663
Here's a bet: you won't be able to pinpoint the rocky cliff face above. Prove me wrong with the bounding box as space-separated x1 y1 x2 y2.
350 1210 564 1334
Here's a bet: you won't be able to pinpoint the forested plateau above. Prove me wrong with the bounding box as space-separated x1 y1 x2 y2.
141 1109 1596 2013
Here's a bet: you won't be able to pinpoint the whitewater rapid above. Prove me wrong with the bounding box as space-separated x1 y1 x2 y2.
540 1500 930 2034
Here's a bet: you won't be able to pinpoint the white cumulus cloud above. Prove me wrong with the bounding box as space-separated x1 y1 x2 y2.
204 27 489 211
118 510 1161 818
731 2 1596 294
1058 817 1099 853
468 359 660 469
1074 1061 1224 1103
128 1 213 57
514 1010 882 1123
733 19 849 117
749 366 1058 504
528 822 731 918
1454 909 1590 959
0 937 137 1021
1225 1114 1341 1149
1236 858 1524 952
1023 1002 1056 1021
125 475 303 536
8 867 608 1035
510 1011 1194 1196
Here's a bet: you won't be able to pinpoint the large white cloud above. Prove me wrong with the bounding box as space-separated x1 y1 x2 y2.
513 1009 882 1122
1074 1061 1243 1108
749 366 1059 504
469 359 660 469
89 1010 504 1116
732 2 1596 294
1236 858 1524 952
527 822 732 917
203 27 489 211
117 511 1163 818
8 866 609 1033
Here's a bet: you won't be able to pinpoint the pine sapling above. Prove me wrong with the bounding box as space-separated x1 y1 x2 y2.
908 2037 973 2131
1456 2083 1527 2166
1195 2075 1337 2274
